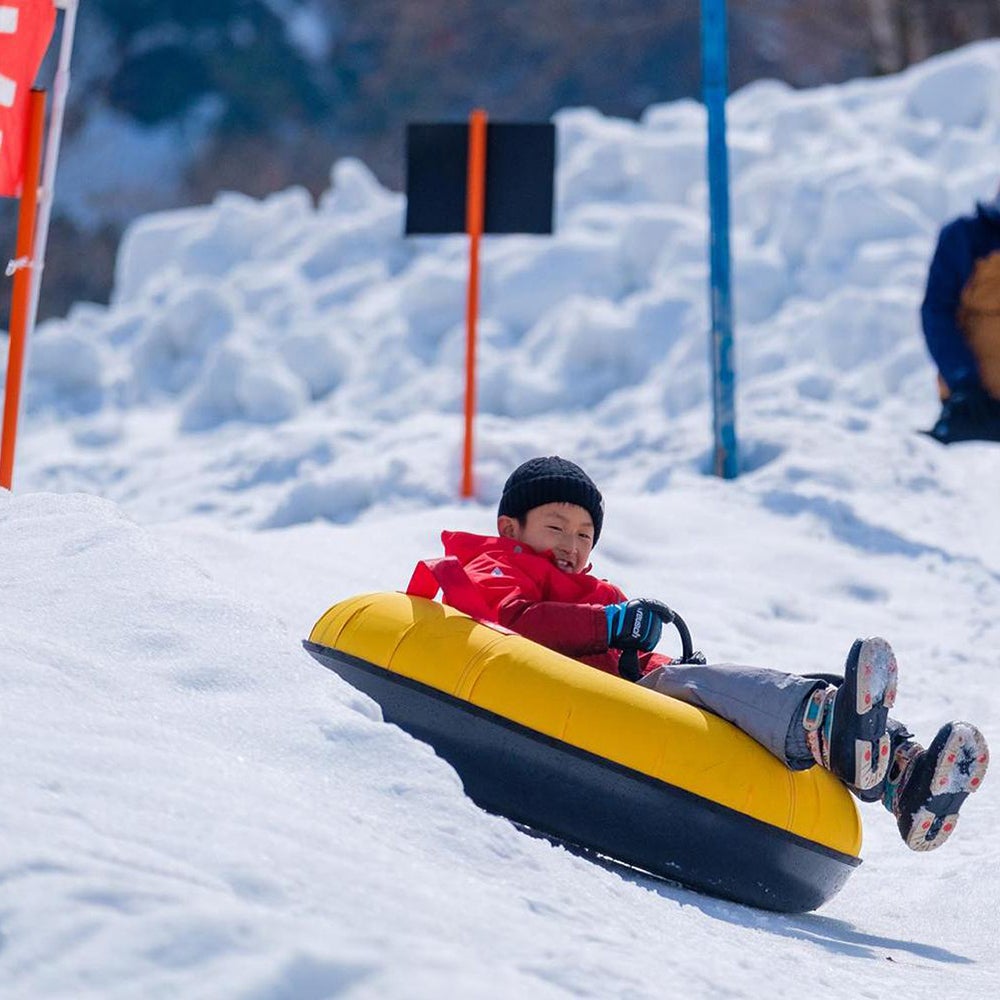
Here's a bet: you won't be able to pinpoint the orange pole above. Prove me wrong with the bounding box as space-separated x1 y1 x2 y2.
461 108 487 499
1 89 47 491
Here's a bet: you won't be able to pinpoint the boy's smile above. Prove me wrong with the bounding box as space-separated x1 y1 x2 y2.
498 501 595 574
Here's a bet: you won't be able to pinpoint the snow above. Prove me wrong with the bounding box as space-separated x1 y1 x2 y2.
3 40 1000 999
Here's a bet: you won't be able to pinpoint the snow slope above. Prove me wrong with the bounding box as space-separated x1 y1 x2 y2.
2 40 1000 1000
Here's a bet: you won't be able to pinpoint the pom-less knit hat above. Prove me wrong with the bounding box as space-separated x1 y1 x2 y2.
498 456 604 544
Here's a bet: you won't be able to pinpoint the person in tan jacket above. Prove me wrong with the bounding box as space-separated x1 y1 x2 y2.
922 189 1000 443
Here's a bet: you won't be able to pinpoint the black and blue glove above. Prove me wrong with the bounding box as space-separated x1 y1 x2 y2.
604 599 673 652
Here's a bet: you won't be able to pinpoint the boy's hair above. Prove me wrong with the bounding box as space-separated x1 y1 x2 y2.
498 456 604 543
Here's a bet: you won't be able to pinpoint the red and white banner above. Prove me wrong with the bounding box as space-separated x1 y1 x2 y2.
0 0 55 198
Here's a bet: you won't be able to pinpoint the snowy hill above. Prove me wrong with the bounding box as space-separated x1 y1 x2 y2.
2 41 1000 999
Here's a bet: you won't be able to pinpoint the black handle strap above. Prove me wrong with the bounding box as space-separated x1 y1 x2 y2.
618 606 697 681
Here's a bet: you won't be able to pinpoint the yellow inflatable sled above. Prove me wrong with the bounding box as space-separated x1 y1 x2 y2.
305 592 863 912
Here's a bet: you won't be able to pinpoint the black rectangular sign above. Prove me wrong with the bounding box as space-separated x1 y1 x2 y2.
405 122 555 236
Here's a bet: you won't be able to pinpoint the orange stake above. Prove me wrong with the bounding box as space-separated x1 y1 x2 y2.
461 108 488 499
1 89 47 491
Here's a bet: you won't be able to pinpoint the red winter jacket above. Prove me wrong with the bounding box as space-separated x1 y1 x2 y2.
408 531 665 677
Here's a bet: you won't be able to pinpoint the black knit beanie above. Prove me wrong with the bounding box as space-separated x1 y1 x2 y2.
498 456 604 544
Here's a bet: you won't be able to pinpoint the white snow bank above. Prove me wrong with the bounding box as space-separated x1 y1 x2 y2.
12 42 1000 533
2 459 998 998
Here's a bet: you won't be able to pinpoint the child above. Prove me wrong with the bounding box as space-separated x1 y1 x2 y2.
417 455 989 852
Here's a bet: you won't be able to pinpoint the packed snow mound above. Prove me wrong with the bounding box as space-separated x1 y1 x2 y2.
0 490 633 999
10 41 1000 528
3 474 998 998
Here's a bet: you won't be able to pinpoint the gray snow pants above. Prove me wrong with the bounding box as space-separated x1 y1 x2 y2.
638 661 826 769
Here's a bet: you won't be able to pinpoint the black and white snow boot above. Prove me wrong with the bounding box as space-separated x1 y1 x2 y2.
804 637 898 791
884 722 989 852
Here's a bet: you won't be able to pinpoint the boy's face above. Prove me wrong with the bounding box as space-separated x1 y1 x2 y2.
498 502 595 574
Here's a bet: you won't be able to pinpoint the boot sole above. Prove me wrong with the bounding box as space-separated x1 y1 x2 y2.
902 722 989 852
838 637 897 790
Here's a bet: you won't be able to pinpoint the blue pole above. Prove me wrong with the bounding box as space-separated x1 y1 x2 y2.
700 0 738 479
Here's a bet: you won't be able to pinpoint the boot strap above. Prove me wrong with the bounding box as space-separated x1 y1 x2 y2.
882 742 922 816
803 686 833 769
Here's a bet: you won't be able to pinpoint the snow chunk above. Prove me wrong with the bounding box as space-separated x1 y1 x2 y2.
130 283 237 399
180 345 309 431
114 189 314 303
906 56 1000 129
320 158 400 216
26 326 106 415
